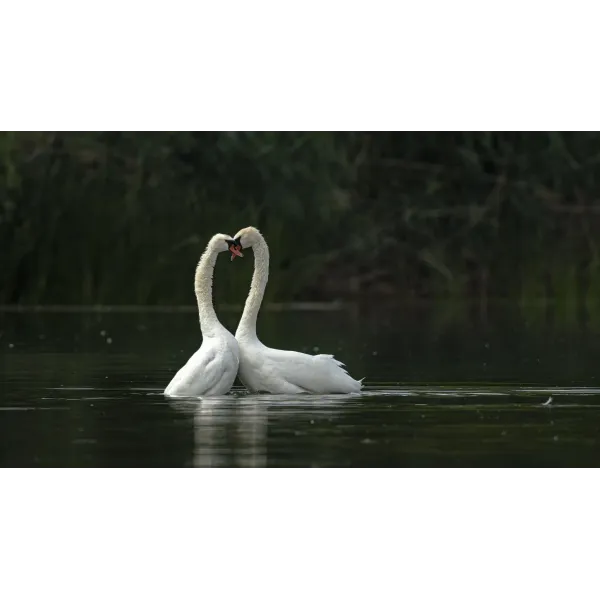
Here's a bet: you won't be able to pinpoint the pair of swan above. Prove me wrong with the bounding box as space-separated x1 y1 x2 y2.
164 227 363 397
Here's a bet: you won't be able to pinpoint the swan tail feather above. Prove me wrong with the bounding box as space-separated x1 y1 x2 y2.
315 353 345 367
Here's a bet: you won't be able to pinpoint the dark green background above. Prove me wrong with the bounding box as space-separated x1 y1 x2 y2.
2 132 599 310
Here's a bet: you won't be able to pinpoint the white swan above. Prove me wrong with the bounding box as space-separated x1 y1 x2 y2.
229 226 363 394
164 234 240 397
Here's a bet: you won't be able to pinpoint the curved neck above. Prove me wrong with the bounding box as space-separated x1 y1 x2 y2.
194 243 221 336
237 236 269 339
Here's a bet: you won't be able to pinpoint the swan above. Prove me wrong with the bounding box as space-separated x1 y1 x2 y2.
164 233 240 397
228 226 363 394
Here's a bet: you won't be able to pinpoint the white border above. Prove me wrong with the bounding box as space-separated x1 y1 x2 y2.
2 470 598 600
2 1 599 130
1 1 599 599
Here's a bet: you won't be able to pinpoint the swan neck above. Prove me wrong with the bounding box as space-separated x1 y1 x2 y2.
194 243 221 335
237 237 269 338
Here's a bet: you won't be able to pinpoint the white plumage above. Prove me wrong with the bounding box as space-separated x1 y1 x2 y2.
164 234 240 397
230 226 363 394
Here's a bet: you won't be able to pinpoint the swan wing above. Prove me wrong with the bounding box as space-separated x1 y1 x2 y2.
165 336 238 397
261 347 362 394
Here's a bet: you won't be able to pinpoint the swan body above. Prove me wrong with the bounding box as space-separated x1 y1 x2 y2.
230 227 362 394
165 234 240 397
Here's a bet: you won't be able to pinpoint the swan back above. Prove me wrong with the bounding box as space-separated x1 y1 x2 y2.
238 343 362 395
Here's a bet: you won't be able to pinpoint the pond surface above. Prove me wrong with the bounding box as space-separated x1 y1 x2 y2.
2 305 600 467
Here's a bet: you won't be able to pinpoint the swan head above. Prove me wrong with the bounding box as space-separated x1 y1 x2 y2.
209 233 241 255
228 226 261 260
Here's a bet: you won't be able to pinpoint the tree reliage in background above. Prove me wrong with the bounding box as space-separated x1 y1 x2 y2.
1 131 600 307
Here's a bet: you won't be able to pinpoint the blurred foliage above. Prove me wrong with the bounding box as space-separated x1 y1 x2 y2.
1 131 600 306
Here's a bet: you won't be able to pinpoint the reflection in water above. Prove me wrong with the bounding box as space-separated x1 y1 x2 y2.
171 393 355 467
234 400 268 468
171 397 268 467
194 399 226 468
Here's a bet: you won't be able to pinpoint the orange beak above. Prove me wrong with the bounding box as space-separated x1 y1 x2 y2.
229 245 244 261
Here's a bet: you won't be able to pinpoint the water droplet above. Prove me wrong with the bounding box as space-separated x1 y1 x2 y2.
8 343 14 349
100 330 106 337
310 420 315 425
313 346 320 353
372 350 378 356
106 338 112 344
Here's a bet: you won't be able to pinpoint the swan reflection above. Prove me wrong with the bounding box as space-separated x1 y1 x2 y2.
171 396 267 467
170 392 352 467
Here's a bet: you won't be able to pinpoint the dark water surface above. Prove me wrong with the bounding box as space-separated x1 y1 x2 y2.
2 305 600 467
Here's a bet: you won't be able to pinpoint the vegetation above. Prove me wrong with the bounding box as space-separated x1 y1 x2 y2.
1 132 600 306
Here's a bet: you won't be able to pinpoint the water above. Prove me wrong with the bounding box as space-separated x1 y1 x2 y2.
2 305 600 466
